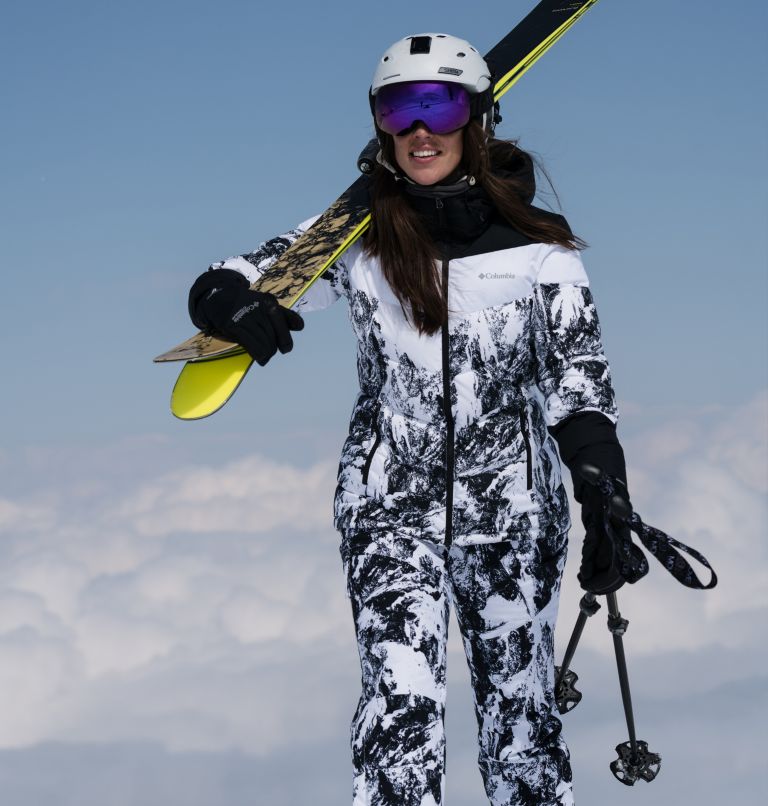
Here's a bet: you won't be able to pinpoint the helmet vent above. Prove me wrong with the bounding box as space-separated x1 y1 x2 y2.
409 36 432 54
457 52 466 57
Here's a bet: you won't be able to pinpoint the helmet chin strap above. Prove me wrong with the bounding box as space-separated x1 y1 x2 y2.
374 148 411 183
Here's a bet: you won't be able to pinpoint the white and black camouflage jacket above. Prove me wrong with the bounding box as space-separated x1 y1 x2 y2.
206 177 618 548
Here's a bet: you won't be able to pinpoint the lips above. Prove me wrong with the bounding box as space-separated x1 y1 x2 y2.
409 143 442 163
394 129 460 181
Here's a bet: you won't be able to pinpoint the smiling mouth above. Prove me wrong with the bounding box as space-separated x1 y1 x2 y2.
410 149 440 159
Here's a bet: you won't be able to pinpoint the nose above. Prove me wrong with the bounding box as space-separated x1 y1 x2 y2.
396 120 433 137
411 120 432 135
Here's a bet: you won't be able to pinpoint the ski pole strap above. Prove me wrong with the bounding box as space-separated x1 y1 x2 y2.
591 471 718 590
624 513 717 590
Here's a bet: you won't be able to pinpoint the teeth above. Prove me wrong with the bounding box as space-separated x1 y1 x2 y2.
412 150 438 157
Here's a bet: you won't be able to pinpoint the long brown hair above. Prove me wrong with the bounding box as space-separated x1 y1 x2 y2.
364 121 585 336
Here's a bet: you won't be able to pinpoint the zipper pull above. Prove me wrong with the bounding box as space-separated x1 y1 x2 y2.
435 198 444 209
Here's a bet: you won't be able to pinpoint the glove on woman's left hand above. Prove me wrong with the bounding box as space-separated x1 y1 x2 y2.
549 412 631 595
577 475 631 595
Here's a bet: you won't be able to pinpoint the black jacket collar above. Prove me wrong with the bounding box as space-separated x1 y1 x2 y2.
401 148 535 248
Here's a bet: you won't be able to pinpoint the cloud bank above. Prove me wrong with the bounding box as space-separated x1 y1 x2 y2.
0 392 765 803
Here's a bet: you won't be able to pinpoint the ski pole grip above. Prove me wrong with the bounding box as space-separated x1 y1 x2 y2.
357 138 380 174
578 463 602 486
578 463 632 521
610 494 632 521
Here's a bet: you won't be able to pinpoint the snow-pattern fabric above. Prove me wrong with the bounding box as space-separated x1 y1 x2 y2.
209 216 346 314
343 531 572 806
335 237 617 544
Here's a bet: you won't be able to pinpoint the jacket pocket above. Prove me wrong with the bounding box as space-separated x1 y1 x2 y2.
361 416 382 487
518 404 533 490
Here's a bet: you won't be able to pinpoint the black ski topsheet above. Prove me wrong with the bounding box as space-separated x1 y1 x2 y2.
486 0 600 96
154 0 603 366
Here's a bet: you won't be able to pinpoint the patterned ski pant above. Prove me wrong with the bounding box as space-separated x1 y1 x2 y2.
343 532 573 806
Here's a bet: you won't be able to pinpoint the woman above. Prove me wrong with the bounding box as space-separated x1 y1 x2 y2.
188 33 630 806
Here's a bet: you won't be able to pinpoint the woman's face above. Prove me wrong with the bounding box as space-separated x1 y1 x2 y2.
392 124 464 185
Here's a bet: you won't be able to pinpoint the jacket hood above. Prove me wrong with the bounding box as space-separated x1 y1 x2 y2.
489 143 535 205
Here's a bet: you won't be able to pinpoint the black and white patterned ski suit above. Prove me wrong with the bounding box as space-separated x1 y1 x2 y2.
209 175 618 804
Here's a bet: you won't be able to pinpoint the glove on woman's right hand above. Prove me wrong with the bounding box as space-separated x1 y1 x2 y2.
189 269 304 366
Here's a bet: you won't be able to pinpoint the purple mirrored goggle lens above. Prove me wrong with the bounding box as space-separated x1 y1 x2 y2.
374 81 471 136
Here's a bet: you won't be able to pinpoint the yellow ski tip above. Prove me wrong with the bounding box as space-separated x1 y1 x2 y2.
171 352 254 420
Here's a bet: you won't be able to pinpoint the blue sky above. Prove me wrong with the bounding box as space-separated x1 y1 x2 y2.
0 1 766 803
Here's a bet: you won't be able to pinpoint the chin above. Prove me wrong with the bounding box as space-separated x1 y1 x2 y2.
409 167 453 186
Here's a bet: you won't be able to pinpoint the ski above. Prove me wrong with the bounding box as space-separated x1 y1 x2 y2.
156 0 603 420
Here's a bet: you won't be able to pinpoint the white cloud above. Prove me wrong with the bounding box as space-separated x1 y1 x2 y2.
0 450 347 752
0 630 82 746
0 496 55 532
75 612 178 677
119 456 334 537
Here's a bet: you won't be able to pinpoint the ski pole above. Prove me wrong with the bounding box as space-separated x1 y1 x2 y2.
606 592 637 753
555 590 661 784
605 591 661 785
554 592 600 713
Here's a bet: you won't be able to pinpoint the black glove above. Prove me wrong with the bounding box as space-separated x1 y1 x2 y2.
550 412 630 595
577 469 631 594
188 268 304 366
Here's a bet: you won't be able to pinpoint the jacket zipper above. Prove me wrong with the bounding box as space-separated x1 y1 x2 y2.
361 408 381 486
435 199 456 547
519 404 533 490
440 251 455 547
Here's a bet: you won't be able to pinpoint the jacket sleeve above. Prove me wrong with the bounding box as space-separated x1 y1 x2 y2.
531 243 619 428
206 216 347 313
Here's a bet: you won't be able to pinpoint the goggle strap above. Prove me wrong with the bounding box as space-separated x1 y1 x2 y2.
468 85 495 118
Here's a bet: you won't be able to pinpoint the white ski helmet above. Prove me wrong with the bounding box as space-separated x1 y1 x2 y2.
371 33 491 95
370 33 497 133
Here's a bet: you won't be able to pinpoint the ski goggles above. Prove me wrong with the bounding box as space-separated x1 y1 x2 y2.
373 81 472 136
